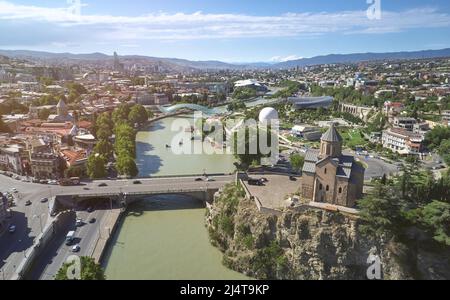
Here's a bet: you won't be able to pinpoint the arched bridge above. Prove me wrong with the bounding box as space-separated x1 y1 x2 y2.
158 104 221 115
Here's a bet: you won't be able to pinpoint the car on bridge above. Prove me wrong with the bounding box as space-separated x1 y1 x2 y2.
195 178 203 182
133 180 142 184
98 183 108 187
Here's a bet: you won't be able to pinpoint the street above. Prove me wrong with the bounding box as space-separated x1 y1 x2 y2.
0 174 234 280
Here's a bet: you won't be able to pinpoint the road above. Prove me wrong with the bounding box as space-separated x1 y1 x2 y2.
0 174 234 280
346 151 399 180
27 208 108 280
0 175 52 280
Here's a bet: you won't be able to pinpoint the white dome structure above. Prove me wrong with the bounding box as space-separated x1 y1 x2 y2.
258 107 279 123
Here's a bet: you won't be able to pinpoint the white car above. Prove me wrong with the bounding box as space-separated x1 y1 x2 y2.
71 244 80 252
11 188 17 193
75 219 83 227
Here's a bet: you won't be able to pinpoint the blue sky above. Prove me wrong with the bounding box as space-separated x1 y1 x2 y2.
1 0 450 62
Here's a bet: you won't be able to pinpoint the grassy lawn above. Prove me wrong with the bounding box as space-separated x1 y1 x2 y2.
341 128 367 149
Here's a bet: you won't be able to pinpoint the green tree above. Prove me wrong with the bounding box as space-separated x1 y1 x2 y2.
112 103 131 125
290 154 305 173
94 140 114 158
114 123 136 157
358 183 402 237
252 241 287 279
116 154 138 177
438 139 450 165
55 256 106 280
419 201 450 246
128 104 149 126
86 154 107 179
424 126 450 150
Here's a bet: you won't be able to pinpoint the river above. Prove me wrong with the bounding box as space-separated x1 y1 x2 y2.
103 97 280 279
103 113 249 279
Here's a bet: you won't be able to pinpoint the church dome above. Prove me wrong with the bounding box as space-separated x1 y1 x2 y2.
258 107 279 123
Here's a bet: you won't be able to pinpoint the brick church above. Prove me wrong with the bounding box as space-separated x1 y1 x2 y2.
300 123 365 208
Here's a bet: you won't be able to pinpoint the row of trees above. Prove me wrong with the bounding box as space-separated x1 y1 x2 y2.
358 164 450 247
310 85 383 108
86 103 149 179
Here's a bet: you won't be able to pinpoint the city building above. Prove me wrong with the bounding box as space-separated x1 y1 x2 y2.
300 123 365 208
47 99 73 123
442 110 450 125
384 101 404 122
135 92 169 105
393 117 417 131
382 128 424 155
291 125 322 141
0 144 23 175
30 152 62 180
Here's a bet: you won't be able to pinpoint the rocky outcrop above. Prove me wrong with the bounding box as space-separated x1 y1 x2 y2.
206 187 450 280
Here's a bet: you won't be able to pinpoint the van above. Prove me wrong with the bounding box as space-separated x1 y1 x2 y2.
65 231 76 245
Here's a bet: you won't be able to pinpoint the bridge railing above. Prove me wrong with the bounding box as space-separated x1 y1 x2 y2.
69 187 219 198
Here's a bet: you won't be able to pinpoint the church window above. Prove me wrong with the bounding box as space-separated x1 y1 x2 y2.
339 187 342 193
324 168 327 174
319 183 322 190
326 185 329 191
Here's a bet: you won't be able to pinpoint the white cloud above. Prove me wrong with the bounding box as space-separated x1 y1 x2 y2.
0 1 449 42
270 55 304 62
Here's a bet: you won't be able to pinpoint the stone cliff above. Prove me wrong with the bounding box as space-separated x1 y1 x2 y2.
206 185 450 280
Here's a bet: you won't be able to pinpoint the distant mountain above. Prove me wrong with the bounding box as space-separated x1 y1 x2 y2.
272 48 450 68
1 48 450 70
0 49 241 70
0 49 110 61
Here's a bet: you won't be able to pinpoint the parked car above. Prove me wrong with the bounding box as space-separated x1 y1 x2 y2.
98 183 107 187
195 178 203 182
87 207 94 213
75 219 83 227
133 180 142 184
40 197 48 203
25 200 32 206
248 179 263 186
89 217 96 224
71 244 81 252
11 188 17 193
8 225 16 233
289 176 297 181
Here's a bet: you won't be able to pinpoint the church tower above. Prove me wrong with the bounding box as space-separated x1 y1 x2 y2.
319 123 343 158
57 99 68 117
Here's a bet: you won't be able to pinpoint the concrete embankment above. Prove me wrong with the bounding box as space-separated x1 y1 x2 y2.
91 208 122 264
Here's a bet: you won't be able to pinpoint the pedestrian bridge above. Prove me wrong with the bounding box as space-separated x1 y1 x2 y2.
158 104 222 115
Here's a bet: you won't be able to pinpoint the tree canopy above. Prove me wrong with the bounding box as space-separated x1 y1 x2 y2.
55 256 106 280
